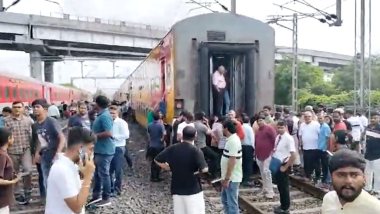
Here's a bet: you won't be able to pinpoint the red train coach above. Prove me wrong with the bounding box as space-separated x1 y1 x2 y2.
0 71 92 110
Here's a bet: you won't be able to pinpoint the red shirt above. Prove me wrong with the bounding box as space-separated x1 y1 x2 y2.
255 125 277 161
235 121 245 141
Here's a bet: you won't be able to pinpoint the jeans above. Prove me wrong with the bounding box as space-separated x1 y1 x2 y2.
316 150 329 183
221 182 240 214
124 140 133 168
36 163 46 198
200 146 219 177
147 147 164 179
40 149 54 191
221 90 230 115
242 145 254 183
274 170 290 210
93 154 114 200
303 149 319 179
213 87 225 116
110 147 125 194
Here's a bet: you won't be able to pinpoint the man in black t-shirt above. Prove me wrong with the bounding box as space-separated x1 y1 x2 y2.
364 112 380 196
155 126 208 214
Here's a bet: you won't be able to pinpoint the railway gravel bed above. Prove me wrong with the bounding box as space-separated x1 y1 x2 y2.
12 122 227 214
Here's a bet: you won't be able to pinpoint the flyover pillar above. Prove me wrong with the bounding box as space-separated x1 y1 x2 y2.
30 52 43 81
44 61 54 83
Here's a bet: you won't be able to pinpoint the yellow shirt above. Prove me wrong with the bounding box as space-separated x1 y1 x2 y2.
322 190 380 214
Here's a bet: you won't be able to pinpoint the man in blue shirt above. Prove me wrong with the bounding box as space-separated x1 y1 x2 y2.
147 111 166 182
316 113 331 187
87 96 114 207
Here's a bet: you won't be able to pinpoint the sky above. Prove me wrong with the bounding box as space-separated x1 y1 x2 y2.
0 0 379 97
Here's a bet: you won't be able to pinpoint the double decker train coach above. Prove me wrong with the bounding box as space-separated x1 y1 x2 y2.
0 71 92 110
114 13 275 127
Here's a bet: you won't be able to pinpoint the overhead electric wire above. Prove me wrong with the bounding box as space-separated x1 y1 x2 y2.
187 0 216 12
213 0 229 12
4 0 21 11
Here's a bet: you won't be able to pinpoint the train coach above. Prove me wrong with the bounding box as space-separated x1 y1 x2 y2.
0 71 92 110
114 13 275 127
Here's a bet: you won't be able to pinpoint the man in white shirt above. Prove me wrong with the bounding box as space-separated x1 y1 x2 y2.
212 66 226 116
48 104 61 119
272 120 296 214
322 149 380 213
45 127 96 214
298 111 320 181
177 112 195 142
345 110 364 151
109 106 130 196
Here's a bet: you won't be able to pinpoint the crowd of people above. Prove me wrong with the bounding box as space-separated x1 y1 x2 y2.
0 96 136 214
2 93 380 214
145 103 380 214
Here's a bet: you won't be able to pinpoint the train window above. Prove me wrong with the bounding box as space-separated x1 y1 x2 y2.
30 90 33 98
12 88 16 99
19 89 23 99
35 91 38 98
0 87 2 99
25 90 28 99
5 87 9 99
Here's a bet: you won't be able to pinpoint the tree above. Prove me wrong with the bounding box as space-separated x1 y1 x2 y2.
275 56 334 105
331 55 380 92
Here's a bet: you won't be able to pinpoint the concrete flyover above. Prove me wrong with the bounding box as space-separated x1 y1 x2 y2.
0 12 168 82
275 46 353 81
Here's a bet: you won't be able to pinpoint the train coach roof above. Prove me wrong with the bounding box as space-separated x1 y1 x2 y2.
172 13 274 32
0 71 90 94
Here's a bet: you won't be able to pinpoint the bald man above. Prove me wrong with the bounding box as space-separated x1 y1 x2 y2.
212 66 226 116
298 111 321 181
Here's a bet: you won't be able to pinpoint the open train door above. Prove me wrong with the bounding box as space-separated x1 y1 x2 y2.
198 42 257 117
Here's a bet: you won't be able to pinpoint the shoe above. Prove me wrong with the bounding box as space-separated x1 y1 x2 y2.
274 206 290 214
150 178 163 182
241 181 250 187
95 199 111 207
128 168 135 176
265 193 274 199
16 195 29 205
86 197 102 206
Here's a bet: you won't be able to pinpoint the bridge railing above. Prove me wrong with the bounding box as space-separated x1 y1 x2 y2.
37 11 169 31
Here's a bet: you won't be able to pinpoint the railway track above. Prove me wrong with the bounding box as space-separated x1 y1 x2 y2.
201 174 327 214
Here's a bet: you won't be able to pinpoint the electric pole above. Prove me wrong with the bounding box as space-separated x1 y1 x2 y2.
79 60 84 78
359 0 365 109
231 0 236 14
110 60 116 77
292 13 298 111
0 0 3 12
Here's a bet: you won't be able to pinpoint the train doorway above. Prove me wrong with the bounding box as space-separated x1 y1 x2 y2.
199 42 257 117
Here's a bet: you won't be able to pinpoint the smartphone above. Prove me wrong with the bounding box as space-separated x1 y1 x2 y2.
211 178 222 188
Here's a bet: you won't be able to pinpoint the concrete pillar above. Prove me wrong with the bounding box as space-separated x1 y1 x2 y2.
30 52 43 81
0 0 4 12
44 61 54 83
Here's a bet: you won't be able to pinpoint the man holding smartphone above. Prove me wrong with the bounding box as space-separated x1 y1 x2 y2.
45 127 96 214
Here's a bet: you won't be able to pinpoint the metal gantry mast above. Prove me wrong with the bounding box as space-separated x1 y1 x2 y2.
292 13 298 111
359 0 365 110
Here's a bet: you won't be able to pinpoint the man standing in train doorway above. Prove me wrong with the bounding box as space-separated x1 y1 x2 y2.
212 66 227 116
